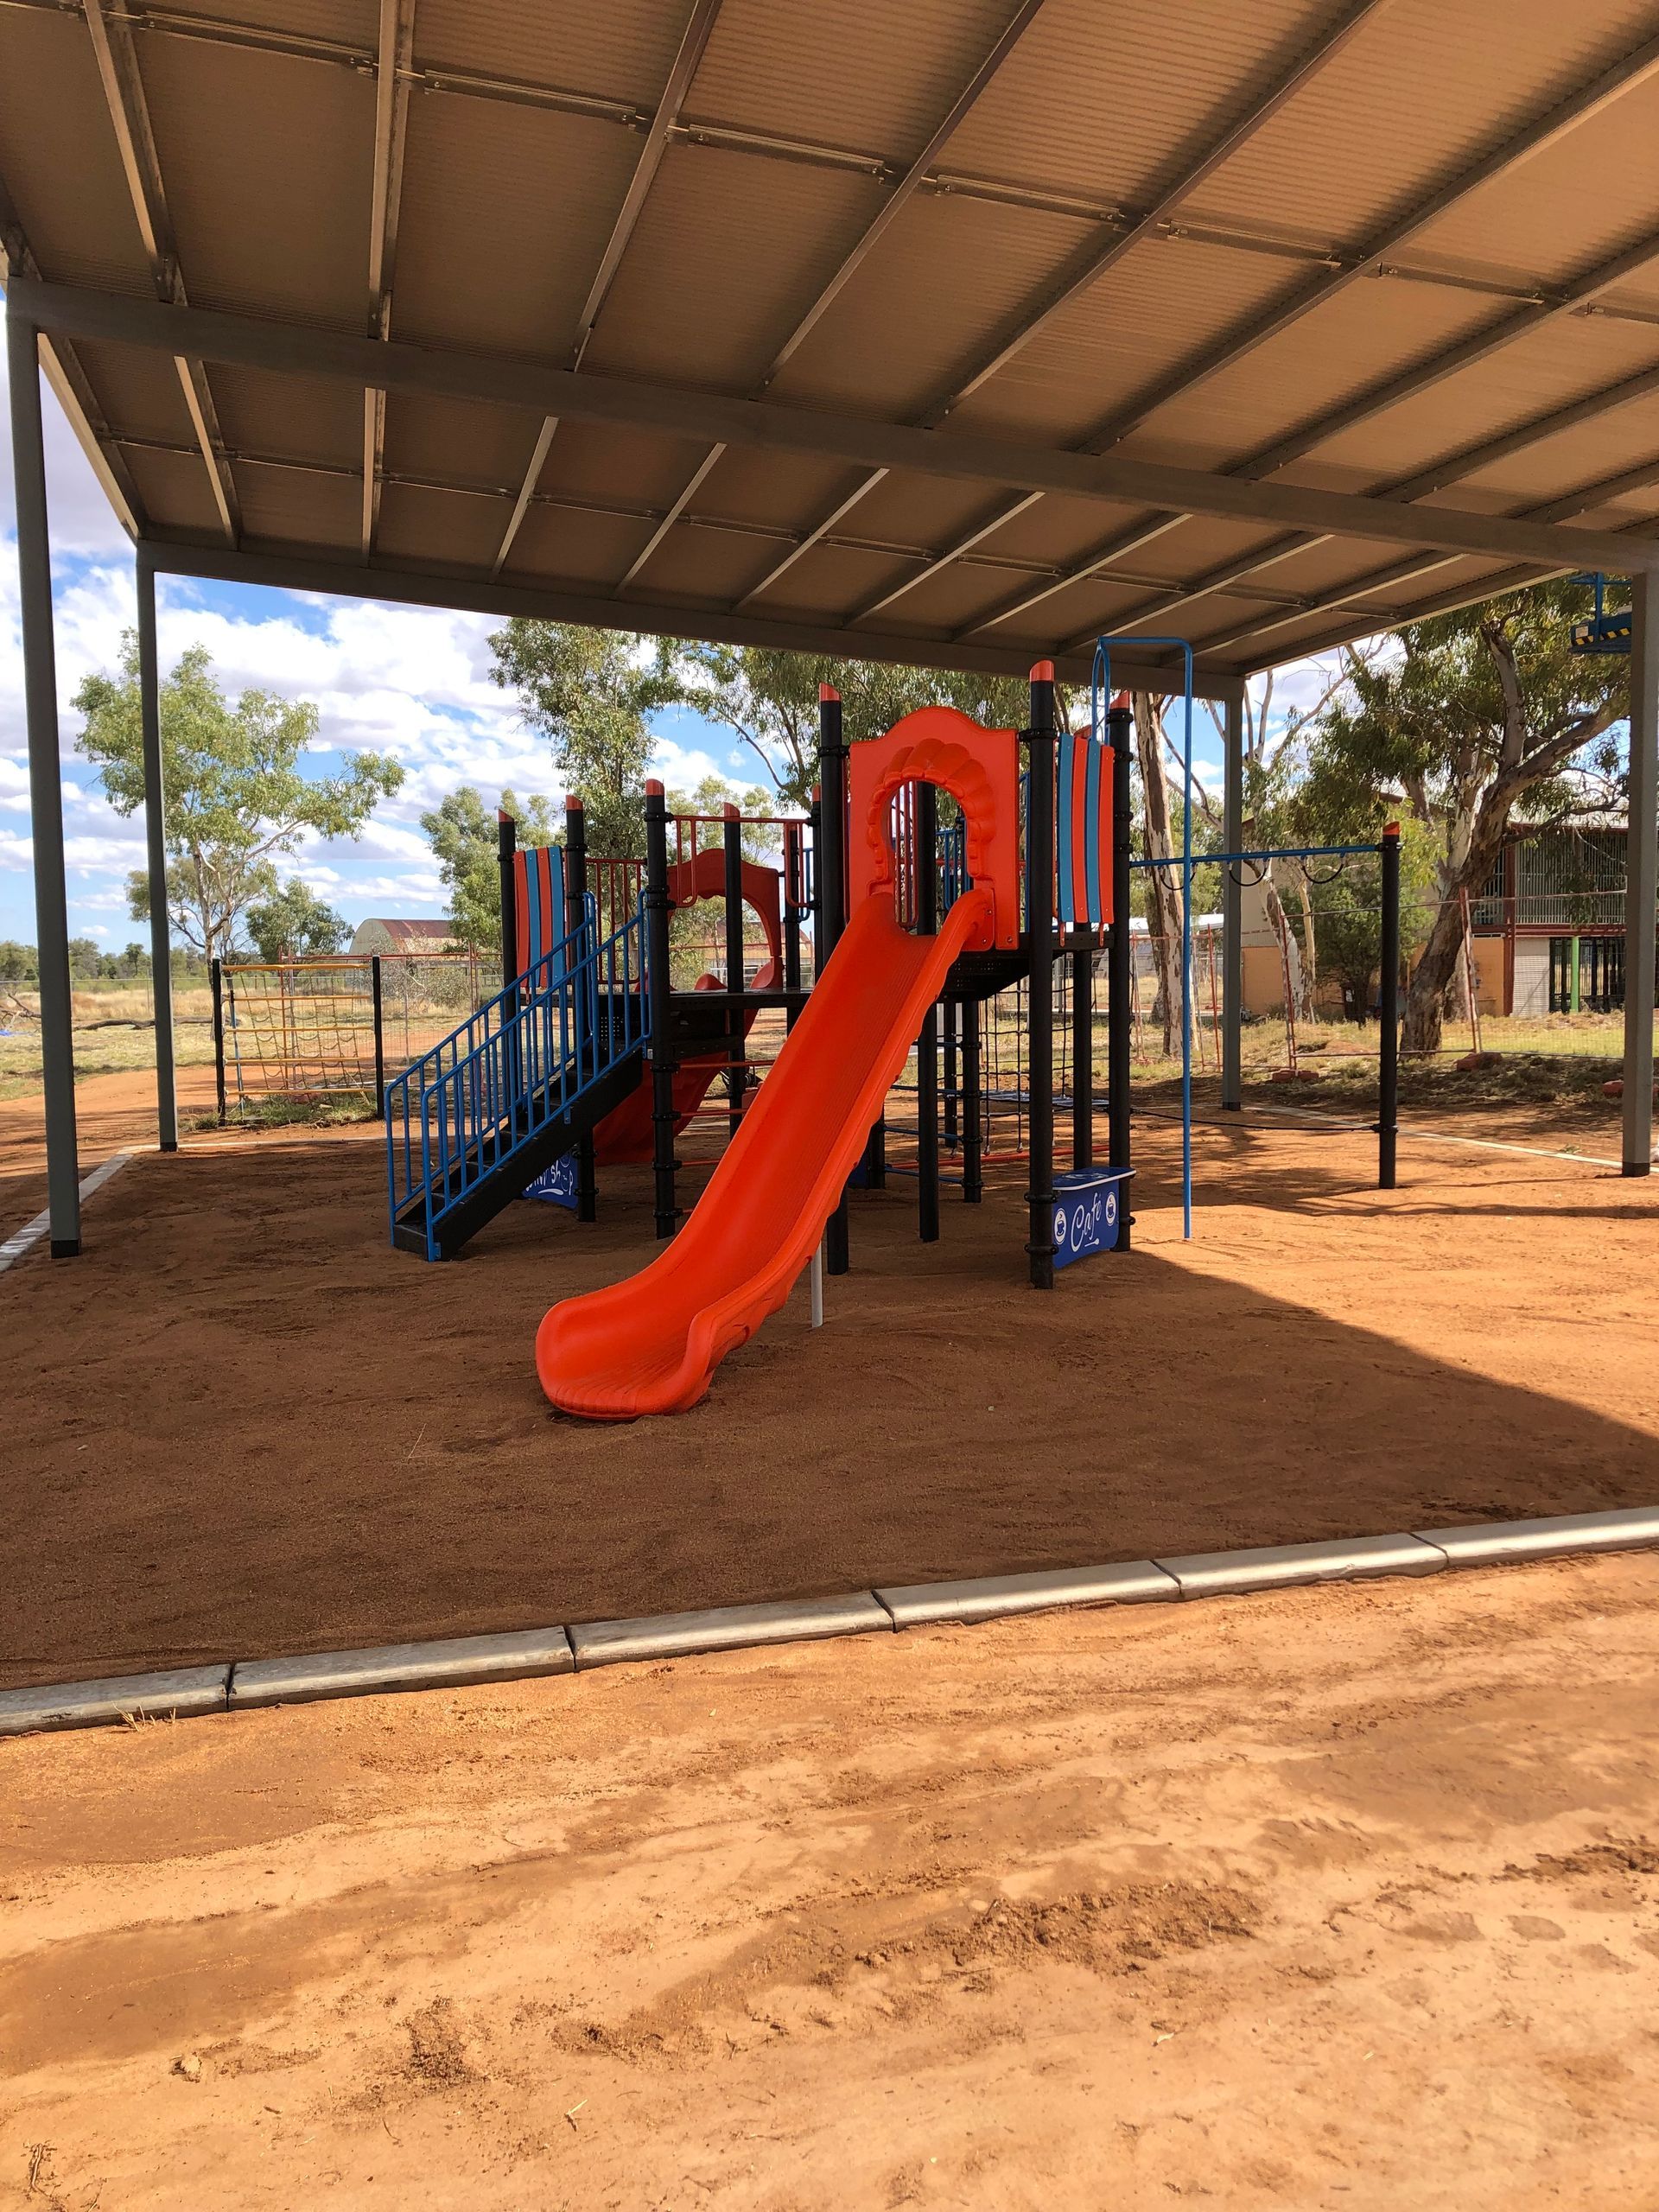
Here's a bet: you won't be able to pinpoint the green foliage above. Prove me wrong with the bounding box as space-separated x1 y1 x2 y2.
667 773 779 864
664 643 1031 810
419 785 556 957
244 879 349 961
0 940 39 984
74 637 404 965
489 621 683 860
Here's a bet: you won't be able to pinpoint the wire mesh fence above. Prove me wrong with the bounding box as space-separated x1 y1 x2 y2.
216 952 485 1115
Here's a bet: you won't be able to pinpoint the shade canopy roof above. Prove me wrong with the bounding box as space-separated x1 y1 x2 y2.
5 0 1659 693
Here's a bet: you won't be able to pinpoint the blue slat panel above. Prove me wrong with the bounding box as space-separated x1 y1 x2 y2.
1056 722 1075 926
1084 735 1104 930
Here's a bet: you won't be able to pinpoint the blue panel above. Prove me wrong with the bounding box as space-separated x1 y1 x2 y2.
523 1150 580 1209
1051 1165 1131 1269
1084 736 1104 930
546 846 567 979
522 847 542 970
1056 722 1075 927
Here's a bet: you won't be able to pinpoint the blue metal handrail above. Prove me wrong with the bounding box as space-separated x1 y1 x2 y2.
385 898 649 1258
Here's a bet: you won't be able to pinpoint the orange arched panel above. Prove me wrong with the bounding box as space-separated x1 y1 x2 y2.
847 705 1019 950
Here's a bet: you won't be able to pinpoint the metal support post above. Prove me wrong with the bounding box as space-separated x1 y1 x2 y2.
644 780 678 1237
818 687 850 1274
1221 683 1244 1109
1026 662 1057 1289
1107 698 1134 1250
211 956 226 1124
10 308 79 1251
371 952 385 1110
1378 823 1401 1190
916 778 939 1243
962 995 982 1203
563 795 597 1220
723 804 745 1141
135 546 177 1152
1624 568 1658 1175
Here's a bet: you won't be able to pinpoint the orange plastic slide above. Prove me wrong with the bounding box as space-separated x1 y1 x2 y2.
537 885 992 1420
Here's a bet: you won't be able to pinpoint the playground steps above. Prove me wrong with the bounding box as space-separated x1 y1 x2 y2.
391 1039 645 1260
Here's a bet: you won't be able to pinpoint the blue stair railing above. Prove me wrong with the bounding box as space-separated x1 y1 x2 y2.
386 897 648 1258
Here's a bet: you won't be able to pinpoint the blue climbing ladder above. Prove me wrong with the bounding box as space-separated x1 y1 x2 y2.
386 902 648 1260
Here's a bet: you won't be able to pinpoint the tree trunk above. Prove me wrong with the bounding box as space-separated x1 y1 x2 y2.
1401 799 1509 1053
1259 868 1308 1021
1132 692 1184 1056
1288 865 1318 1018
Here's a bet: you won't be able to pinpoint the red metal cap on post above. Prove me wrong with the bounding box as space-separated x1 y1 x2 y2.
1029 659 1055 683
564 793 583 811
645 778 664 797
1111 690 1130 710
722 801 739 818
819 683 840 702
1382 820 1401 838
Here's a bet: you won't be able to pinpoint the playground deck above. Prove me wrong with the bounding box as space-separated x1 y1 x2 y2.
3 1096 1656 1694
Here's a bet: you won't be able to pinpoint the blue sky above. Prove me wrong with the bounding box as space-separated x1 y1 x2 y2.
2 362 1320 951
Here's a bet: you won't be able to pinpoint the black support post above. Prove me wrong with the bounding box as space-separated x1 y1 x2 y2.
645 780 678 1240
1071 931 1093 1169
1107 699 1134 1252
497 809 518 994
944 997 959 1147
818 687 850 1275
916 779 939 1244
1026 663 1057 1290
371 952 385 1112
962 995 982 1204
723 804 745 1142
564 795 597 1221
784 821 804 1032
1378 821 1401 1191
211 955 226 1125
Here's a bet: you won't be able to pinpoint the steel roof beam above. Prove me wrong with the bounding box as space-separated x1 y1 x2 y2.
361 0 416 561
492 0 723 577
816 0 1390 623
139 535 1199 695
650 0 1051 604
82 0 239 543
16 276 1657 574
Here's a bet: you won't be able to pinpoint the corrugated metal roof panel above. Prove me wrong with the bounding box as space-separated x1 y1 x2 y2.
505 499 655 587
414 0 680 101
206 362 361 471
235 459 359 552
383 396 550 490
0 10 154 295
376 482 512 572
119 441 230 537
138 33 373 327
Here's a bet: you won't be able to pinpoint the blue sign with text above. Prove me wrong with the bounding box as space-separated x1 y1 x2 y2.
523 1152 580 1211
1051 1164 1131 1269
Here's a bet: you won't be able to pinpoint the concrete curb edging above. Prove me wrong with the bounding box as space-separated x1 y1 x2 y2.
0 1152 131 1275
4 1507 1657 1740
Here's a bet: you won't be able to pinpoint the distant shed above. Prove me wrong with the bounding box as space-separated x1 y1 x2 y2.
349 918 456 957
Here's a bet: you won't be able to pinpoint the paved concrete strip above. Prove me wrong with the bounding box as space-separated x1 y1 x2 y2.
229 1627 575 1710
876 1560 1179 1627
0 1152 131 1275
0 1663 229 1737
570 1593 891 1670
1154 1533 1447 1599
1414 1507 1659 1568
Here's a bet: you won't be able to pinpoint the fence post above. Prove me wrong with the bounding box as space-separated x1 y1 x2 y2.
371 953 385 1112
1378 822 1401 1191
916 777 939 1243
645 780 678 1239
818 687 850 1275
1025 662 1057 1290
564 795 597 1222
1107 698 1134 1250
210 956 226 1124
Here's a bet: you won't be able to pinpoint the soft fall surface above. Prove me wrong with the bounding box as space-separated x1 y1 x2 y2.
3 1097 1659 1688
3 1554 1658 2209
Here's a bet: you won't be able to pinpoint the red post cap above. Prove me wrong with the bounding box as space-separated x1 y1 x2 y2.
819 683 841 702
1382 820 1401 838
496 807 512 823
645 778 664 797
1029 659 1055 682
722 801 739 818
1111 690 1130 710
563 793 583 810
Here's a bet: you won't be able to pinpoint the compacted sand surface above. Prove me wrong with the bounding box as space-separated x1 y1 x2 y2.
4 1554 1658 2209
2 1096 1656 1688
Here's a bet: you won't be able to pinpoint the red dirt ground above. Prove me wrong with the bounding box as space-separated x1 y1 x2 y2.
4 1554 1658 2209
2 1078 1656 1691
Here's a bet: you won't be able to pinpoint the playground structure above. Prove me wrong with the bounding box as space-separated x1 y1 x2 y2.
385 661 1404 1418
